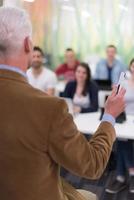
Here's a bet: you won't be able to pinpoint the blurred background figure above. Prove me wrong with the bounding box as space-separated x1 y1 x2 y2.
85 54 101 77
27 46 57 96
106 58 134 194
55 48 80 82
63 62 98 114
94 45 125 84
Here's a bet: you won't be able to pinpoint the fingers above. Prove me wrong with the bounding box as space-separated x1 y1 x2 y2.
110 85 118 97
117 87 126 97
110 86 126 98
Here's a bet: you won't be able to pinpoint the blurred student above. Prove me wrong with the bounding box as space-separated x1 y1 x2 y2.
27 46 57 95
95 45 125 84
106 59 134 194
63 63 98 113
55 48 80 82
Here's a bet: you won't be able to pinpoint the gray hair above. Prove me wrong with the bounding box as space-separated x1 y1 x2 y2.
0 6 32 57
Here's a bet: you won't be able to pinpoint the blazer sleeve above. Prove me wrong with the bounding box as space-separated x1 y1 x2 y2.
48 99 116 179
81 81 98 113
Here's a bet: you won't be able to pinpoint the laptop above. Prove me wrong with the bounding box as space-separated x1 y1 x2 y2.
94 79 112 91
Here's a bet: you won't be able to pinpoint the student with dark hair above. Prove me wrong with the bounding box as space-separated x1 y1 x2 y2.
27 46 57 96
55 48 80 82
95 45 125 84
63 62 98 113
33 46 44 56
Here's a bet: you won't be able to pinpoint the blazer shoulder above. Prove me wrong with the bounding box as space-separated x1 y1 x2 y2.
26 85 68 119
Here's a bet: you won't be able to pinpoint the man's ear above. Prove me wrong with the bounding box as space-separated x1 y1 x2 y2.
24 37 32 53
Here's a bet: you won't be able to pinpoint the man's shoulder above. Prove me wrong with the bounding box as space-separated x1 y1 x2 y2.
96 59 106 70
97 58 106 65
34 92 67 115
114 59 124 66
58 63 67 69
25 84 63 107
43 67 56 77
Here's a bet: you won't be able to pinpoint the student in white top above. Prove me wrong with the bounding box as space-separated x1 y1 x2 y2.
63 62 98 113
27 46 57 95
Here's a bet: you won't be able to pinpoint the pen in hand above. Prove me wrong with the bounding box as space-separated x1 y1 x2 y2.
116 72 126 95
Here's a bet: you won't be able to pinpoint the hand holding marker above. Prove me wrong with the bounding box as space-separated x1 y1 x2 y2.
116 72 126 94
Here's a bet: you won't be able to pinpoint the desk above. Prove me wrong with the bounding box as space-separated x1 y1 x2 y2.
74 112 134 140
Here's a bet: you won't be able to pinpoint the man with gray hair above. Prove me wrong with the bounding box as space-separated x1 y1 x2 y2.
0 6 125 200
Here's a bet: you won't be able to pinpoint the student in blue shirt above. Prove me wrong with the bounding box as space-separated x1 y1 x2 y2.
94 45 125 84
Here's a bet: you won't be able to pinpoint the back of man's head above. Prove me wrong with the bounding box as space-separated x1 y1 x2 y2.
0 6 32 58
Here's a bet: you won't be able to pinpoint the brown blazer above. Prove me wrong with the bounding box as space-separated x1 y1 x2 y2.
0 69 116 200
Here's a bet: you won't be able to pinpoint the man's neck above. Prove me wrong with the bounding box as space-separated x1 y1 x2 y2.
32 66 44 77
0 59 27 72
107 58 115 67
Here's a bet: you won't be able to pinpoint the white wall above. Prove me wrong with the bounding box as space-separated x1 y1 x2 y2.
3 0 22 7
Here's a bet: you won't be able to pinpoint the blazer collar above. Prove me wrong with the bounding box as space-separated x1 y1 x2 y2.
0 69 28 84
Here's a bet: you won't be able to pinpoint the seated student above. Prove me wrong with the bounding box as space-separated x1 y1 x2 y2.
94 45 125 84
27 46 57 96
63 62 98 113
55 48 80 82
106 58 134 194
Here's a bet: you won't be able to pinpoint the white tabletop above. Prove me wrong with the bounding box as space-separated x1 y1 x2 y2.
74 112 134 140
56 81 66 93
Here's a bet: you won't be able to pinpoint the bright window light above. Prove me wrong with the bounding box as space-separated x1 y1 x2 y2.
61 5 75 12
24 0 35 2
118 4 129 12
